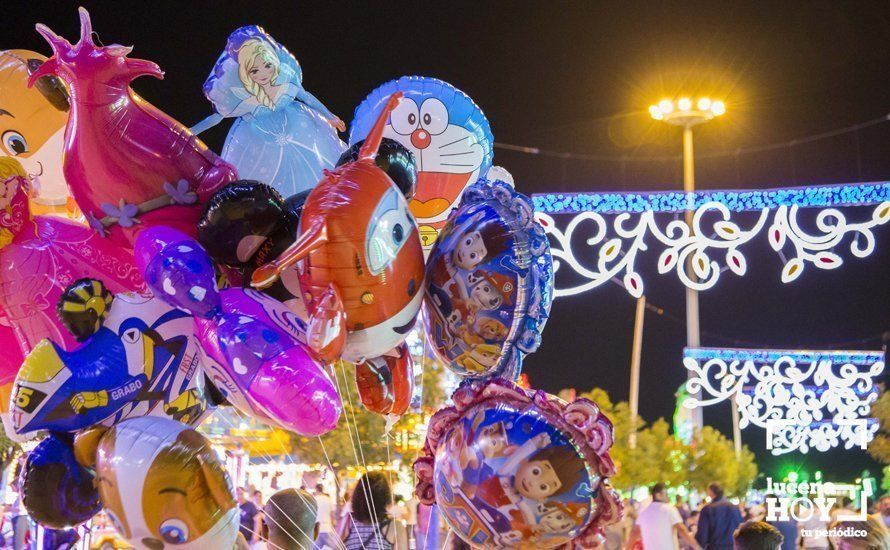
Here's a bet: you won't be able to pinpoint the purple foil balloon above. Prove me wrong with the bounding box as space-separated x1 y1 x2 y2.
135 226 341 436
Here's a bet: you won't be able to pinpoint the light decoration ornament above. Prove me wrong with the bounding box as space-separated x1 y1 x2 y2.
682 347 885 455
533 182 890 297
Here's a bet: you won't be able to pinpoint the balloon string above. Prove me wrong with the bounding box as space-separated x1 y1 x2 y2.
330 360 379 550
337 360 387 550
212 411 317 549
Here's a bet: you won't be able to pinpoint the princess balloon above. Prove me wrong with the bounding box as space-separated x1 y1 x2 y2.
194 26 346 197
29 8 237 248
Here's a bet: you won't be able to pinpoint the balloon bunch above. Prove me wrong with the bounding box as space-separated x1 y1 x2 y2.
0 7 622 549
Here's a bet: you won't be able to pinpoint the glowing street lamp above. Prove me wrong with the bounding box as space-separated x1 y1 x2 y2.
649 97 726 127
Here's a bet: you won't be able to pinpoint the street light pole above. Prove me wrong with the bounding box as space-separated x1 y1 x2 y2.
650 97 741 456
682 126 704 431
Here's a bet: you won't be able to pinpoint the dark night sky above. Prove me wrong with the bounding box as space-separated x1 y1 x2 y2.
5 0 890 481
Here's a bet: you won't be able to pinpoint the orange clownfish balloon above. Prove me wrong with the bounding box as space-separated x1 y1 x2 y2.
252 92 425 363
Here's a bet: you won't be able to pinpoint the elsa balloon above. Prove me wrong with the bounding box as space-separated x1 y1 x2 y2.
193 26 346 196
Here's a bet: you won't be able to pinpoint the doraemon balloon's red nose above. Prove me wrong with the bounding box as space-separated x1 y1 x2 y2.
411 129 432 149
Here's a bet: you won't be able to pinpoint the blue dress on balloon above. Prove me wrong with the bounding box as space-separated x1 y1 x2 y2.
193 26 346 197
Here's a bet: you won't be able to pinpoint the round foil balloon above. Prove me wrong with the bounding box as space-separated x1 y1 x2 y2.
423 179 552 380
350 76 493 250
21 433 101 528
83 416 239 549
414 379 622 549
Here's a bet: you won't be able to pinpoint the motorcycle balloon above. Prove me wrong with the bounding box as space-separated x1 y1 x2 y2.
349 76 494 251
21 433 101 528
355 345 414 416
91 417 239 549
10 284 211 437
337 137 418 199
422 179 552 381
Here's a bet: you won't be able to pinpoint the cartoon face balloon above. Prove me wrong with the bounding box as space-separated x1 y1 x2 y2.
10 285 211 436
85 417 238 549
252 93 425 364
350 77 494 250
424 180 552 380
0 50 71 209
414 379 623 549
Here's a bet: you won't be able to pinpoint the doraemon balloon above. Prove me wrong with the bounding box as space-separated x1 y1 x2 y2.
350 77 494 251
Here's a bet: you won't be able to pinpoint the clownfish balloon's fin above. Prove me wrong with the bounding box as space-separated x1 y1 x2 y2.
251 222 328 289
359 92 404 162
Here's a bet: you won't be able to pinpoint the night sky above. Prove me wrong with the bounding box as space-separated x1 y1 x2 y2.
5 1 890 482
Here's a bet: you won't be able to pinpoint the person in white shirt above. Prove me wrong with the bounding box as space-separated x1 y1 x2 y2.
313 484 338 550
627 483 700 550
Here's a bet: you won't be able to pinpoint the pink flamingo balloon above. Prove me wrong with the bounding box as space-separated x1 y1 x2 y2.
28 8 237 248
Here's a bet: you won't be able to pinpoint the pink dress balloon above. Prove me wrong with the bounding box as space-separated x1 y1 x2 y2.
29 8 236 249
0 176 143 390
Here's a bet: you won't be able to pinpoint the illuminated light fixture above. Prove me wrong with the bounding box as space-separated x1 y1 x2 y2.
682 347 885 455
649 96 725 127
532 182 890 297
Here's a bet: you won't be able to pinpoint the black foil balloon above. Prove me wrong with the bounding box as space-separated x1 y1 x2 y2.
21 433 101 528
337 137 417 199
283 189 310 224
197 180 296 270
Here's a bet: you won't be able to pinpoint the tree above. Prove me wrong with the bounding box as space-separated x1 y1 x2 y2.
565 386 757 496
0 432 19 473
291 354 451 469
869 390 890 463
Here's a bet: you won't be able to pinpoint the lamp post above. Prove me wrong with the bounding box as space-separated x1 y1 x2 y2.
649 97 741 456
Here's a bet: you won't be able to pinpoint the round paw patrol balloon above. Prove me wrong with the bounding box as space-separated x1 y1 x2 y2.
83 416 238 550
423 179 552 380
350 76 494 251
414 380 622 549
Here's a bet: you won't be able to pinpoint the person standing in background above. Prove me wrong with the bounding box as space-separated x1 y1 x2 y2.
627 483 700 550
763 495 798 550
238 487 260 542
695 483 743 550
265 488 318 550
313 483 338 550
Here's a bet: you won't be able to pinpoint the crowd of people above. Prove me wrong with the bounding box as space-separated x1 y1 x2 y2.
236 472 422 550
608 481 890 550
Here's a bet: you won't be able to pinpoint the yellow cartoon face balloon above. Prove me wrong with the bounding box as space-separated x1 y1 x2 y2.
86 417 238 550
0 50 72 211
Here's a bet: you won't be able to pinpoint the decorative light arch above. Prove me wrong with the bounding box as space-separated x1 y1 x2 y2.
682 347 885 455
533 182 890 297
